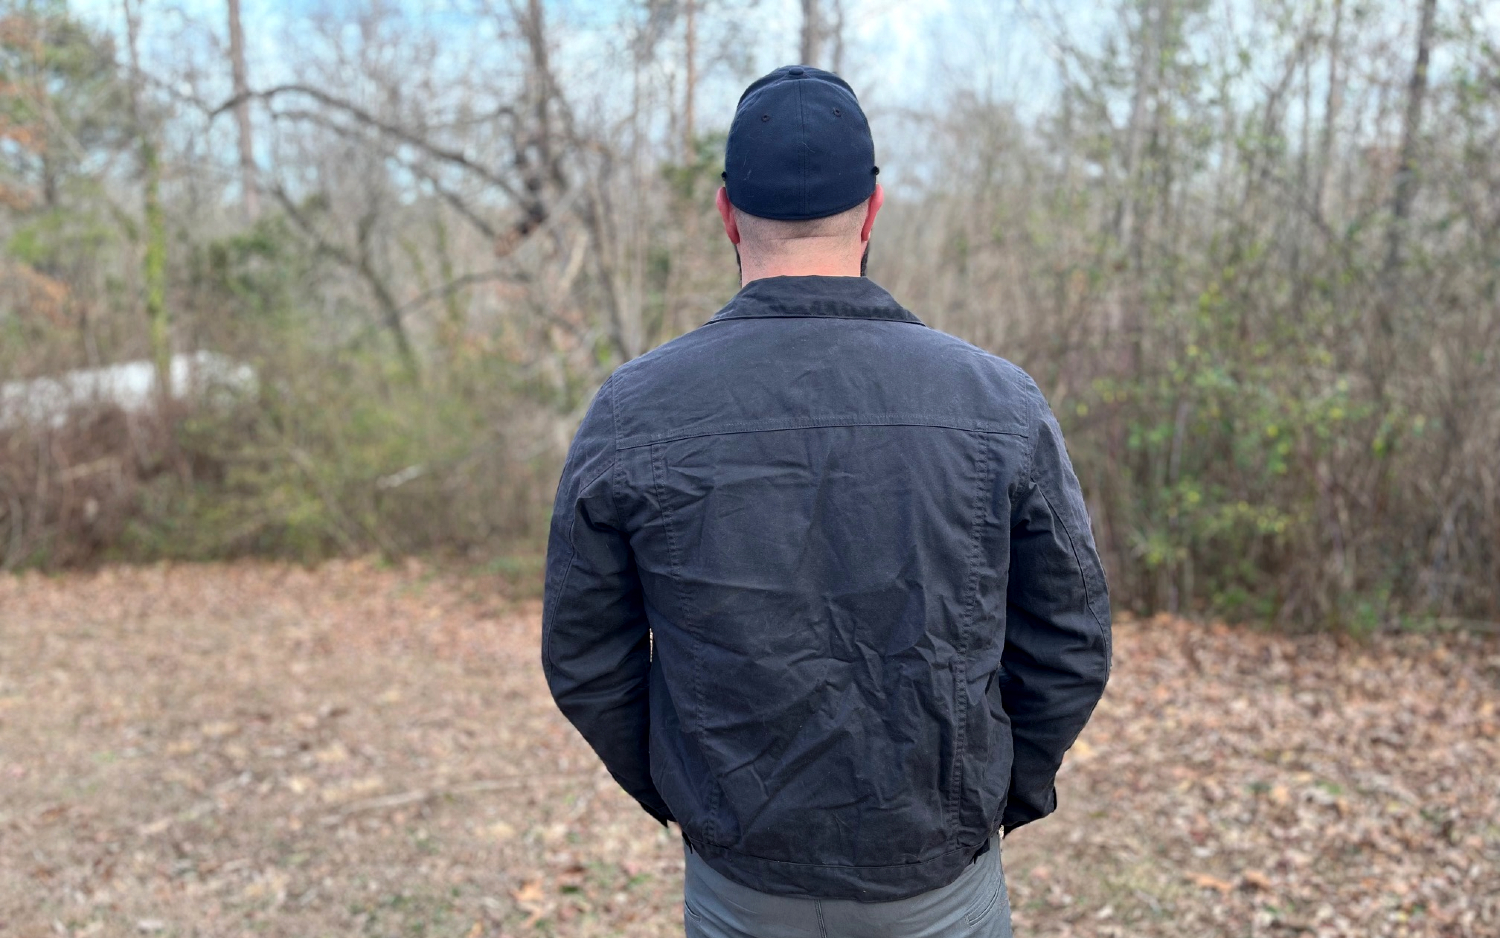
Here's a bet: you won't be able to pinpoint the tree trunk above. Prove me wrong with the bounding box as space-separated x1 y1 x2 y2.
828 0 846 74
142 142 169 391
1382 0 1438 289
683 0 696 162
123 0 171 399
226 0 258 221
1366 0 1439 522
1314 0 1344 222
800 0 821 66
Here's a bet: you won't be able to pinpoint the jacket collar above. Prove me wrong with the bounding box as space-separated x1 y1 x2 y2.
709 276 926 325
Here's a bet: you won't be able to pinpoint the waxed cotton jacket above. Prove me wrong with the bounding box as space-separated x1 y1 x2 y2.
542 275 1111 901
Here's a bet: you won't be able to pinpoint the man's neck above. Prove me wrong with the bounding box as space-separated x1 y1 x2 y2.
738 253 864 286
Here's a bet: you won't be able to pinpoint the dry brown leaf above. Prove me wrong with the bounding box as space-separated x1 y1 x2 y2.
4 563 1497 937
1189 873 1236 893
511 878 546 908
1240 870 1273 891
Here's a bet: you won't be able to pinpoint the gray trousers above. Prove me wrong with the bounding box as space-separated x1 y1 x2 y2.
683 836 1012 938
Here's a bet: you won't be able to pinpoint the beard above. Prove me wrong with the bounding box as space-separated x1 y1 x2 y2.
732 242 872 280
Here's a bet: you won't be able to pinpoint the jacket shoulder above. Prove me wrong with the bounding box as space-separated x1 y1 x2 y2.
605 314 1051 443
914 327 1051 415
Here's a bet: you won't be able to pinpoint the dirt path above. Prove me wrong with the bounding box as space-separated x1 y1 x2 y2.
1 562 1496 937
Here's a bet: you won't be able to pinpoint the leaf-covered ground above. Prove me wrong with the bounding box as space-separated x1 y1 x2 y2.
1 562 1496 937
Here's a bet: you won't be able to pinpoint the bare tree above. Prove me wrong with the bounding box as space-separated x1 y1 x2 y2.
828 0 845 73
683 0 696 161
226 0 258 220
800 0 822 66
122 0 170 395
1382 0 1439 284
9 0 1500 623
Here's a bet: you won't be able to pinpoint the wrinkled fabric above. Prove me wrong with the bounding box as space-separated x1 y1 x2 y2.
542 275 1111 901
684 833 1011 938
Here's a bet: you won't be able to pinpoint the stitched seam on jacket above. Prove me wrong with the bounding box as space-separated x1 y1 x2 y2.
704 313 926 325
604 376 620 459
620 418 1027 450
1031 475 1110 672
650 443 721 845
539 544 576 686
688 838 977 869
1019 407 1045 496
542 456 616 680
604 379 629 550
947 433 992 839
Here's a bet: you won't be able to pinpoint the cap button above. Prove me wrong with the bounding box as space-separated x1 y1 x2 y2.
788 67 805 76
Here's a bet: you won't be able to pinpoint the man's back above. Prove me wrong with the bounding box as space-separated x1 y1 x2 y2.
543 275 1111 901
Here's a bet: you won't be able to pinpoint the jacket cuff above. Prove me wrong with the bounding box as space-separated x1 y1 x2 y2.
630 786 675 827
1001 785 1057 835
641 799 675 828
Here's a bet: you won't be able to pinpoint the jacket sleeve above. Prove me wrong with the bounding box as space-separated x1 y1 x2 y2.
541 378 673 826
1000 399 1111 834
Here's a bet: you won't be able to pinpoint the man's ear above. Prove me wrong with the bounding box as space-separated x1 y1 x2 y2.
716 187 741 245
861 183 885 243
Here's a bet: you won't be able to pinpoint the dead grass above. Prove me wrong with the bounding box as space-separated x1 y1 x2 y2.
1 562 1496 937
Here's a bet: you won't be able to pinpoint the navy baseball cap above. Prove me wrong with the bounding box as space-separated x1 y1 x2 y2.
723 65 878 221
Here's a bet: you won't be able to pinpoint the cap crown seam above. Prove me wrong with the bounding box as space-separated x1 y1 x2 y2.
796 80 808 217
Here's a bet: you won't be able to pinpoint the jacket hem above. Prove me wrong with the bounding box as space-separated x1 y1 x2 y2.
683 837 987 902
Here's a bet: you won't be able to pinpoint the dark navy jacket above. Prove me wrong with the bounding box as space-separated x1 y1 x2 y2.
542 276 1111 901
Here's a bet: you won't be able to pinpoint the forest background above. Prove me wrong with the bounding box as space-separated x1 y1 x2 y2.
3 0 1499 632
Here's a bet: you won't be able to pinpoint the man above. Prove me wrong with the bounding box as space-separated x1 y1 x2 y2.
542 65 1110 938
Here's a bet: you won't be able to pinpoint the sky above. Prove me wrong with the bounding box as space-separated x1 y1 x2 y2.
57 0 1073 203
64 0 1063 135
61 0 1494 150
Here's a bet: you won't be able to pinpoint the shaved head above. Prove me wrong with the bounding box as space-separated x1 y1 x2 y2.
714 184 884 284
732 202 868 248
